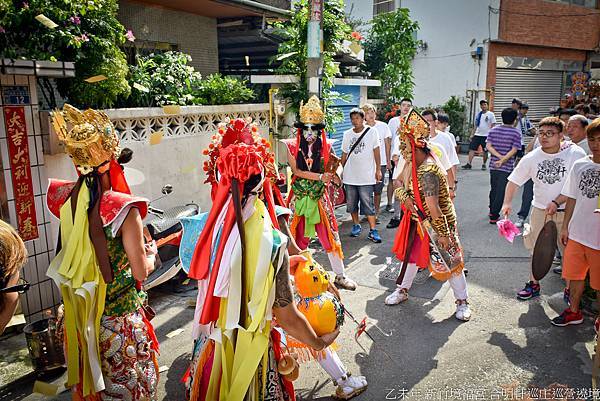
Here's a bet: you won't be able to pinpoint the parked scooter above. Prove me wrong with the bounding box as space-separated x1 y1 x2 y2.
142 184 200 291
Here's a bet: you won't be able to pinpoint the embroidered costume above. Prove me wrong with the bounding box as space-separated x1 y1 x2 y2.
284 96 355 290
47 105 158 400
185 118 297 401
387 110 471 321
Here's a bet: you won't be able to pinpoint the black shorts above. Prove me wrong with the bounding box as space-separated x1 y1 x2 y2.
469 135 487 151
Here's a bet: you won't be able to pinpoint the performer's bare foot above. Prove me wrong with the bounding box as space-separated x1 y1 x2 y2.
384 287 408 305
455 299 471 321
334 275 357 291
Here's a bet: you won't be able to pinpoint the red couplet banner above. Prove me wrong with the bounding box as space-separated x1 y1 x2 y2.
4 106 38 241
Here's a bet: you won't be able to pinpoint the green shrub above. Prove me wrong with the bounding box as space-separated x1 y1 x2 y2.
0 0 131 108
440 96 467 141
128 51 202 107
194 74 255 105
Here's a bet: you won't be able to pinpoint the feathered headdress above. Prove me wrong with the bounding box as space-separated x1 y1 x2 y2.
189 118 280 325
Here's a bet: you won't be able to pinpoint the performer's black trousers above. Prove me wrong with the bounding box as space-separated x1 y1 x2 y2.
489 170 510 220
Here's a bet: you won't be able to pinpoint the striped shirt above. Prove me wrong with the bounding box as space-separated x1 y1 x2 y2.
486 125 522 173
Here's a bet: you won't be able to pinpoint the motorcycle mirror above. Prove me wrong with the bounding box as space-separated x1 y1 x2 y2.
161 184 173 195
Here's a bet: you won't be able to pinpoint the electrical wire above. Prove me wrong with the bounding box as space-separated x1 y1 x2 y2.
414 51 473 60
489 5 600 18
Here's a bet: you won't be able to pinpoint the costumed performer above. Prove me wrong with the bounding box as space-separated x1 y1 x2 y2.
284 96 357 291
185 118 339 401
273 205 367 400
47 104 159 400
385 110 472 322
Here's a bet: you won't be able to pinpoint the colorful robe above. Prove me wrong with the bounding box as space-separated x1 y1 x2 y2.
47 179 159 400
284 140 344 260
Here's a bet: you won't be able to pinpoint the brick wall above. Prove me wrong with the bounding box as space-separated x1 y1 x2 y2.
486 41 587 89
499 0 600 51
118 0 219 75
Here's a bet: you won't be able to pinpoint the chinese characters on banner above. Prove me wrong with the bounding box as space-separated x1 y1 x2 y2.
3 106 38 241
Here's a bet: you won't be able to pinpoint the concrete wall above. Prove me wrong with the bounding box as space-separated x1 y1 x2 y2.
118 0 219 75
403 0 500 107
499 0 600 51
345 0 501 107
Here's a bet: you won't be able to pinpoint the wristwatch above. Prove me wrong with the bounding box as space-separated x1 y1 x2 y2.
552 199 560 208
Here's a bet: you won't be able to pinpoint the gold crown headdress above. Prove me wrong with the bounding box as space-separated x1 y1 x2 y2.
399 109 430 161
299 95 325 125
51 104 120 174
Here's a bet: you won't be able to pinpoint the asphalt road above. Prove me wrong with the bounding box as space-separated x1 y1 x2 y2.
11 156 597 401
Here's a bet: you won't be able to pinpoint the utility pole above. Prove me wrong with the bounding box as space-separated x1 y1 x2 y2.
306 0 324 97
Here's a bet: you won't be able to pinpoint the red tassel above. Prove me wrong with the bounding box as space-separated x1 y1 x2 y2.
188 183 230 280
199 205 236 324
321 128 329 169
109 159 131 194
263 180 279 230
271 329 296 401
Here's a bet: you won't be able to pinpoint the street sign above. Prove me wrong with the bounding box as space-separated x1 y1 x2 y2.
2 85 30 105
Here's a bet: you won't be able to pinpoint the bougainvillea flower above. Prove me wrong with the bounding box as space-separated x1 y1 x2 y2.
125 29 135 42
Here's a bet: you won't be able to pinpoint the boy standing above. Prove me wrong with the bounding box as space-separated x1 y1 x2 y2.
486 108 522 223
551 118 600 326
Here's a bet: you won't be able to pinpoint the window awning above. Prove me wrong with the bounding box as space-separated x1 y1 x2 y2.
132 0 290 18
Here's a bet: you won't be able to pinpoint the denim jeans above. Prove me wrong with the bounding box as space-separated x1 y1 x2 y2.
345 184 375 216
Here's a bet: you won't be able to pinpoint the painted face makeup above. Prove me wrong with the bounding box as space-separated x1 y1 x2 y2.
303 125 317 142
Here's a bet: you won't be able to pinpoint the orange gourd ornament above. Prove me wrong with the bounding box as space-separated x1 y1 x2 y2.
293 252 344 337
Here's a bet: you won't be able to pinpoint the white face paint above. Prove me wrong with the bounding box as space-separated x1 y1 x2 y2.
303 125 317 142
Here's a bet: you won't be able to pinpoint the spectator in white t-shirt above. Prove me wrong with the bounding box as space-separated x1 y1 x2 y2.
566 114 591 154
501 117 587 301
341 108 382 243
433 112 460 191
422 109 457 199
551 118 600 327
362 103 392 218
463 100 496 170
386 98 413 228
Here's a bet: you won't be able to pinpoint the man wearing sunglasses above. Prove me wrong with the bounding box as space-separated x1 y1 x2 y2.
501 117 586 301
0 220 28 335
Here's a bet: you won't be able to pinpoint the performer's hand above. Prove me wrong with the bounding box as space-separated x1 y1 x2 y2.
327 281 341 300
144 240 158 257
501 204 512 218
375 169 383 182
560 228 569 247
289 255 307 273
438 235 450 250
392 155 399 163
321 173 333 184
403 198 415 212
319 328 340 349
545 201 558 216
449 189 456 200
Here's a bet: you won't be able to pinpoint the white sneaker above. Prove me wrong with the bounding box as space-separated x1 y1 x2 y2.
515 217 525 228
384 288 408 305
455 300 471 321
334 375 368 400
334 275 357 291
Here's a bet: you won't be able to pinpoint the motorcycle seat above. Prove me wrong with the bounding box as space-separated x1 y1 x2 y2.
146 204 199 240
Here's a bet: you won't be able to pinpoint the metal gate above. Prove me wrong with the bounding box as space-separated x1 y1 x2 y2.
494 69 564 122
330 85 360 155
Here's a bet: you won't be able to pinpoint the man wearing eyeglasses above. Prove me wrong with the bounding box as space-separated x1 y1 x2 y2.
501 117 586 301
0 220 28 335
